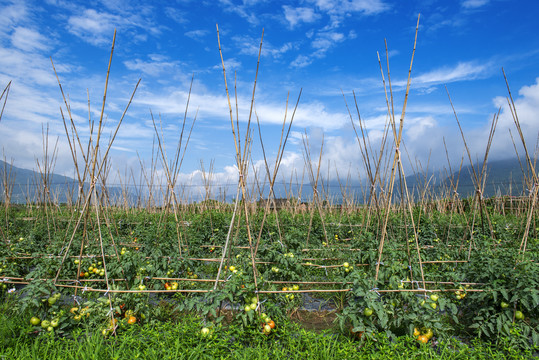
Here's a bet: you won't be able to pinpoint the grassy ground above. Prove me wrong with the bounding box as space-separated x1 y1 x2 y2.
0 310 534 360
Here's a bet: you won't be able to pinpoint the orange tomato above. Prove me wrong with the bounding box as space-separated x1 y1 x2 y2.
127 316 137 325
267 320 276 329
417 335 429 344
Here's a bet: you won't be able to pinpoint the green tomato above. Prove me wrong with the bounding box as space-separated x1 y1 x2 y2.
430 294 439 302
501 301 509 309
515 311 524 320
30 317 41 326
363 308 373 317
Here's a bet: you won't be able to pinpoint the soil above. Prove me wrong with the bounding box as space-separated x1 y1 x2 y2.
289 310 339 332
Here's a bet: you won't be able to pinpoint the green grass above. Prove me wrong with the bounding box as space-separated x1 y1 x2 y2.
0 312 534 359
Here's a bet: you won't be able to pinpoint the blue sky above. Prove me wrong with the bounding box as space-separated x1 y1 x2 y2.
0 0 538 196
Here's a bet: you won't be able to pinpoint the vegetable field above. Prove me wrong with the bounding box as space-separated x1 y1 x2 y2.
1 199 538 353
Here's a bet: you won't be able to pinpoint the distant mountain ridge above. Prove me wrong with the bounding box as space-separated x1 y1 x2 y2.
0 159 79 203
401 157 531 200
0 157 533 205
0 160 128 204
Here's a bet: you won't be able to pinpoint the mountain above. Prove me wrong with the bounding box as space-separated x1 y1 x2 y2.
401 157 531 200
442 157 530 198
0 157 533 206
0 160 128 205
0 159 79 204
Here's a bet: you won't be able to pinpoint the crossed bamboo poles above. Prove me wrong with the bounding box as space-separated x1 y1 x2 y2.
1 18 536 327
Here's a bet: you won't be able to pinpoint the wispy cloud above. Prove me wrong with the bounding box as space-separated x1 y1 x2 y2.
310 0 389 24
290 54 312 68
287 0 388 68
0 47 58 86
124 54 182 77
11 27 51 52
164 7 187 24
185 29 209 40
283 6 321 28
65 4 160 47
67 9 121 46
218 0 260 25
389 61 492 89
232 34 294 58
290 30 350 68
461 0 490 9
412 62 491 86
212 58 242 72
312 31 345 51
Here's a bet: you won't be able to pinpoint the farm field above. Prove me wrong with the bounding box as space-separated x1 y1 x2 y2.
0 201 537 358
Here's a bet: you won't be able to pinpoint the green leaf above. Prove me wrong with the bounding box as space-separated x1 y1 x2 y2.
521 297 530 310
531 291 539 306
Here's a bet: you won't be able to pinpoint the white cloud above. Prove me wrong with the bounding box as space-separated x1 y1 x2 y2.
461 0 490 9
404 116 437 141
312 31 345 51
67 9 119 46
310 0 389 18
391 61 492 88
185 29 209 40
164 7 187 24
66 6 160 47
0 47 58 86
232 35 294 58
124 54 182 77
283 6 321 28
218 0 259 25
213 58 242 72
415 62 490 84
0 1 29 38
290 54 313 68
11 27 51 52
290 30 350 67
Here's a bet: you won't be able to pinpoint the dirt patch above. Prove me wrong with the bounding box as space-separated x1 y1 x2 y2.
289 310 339 332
